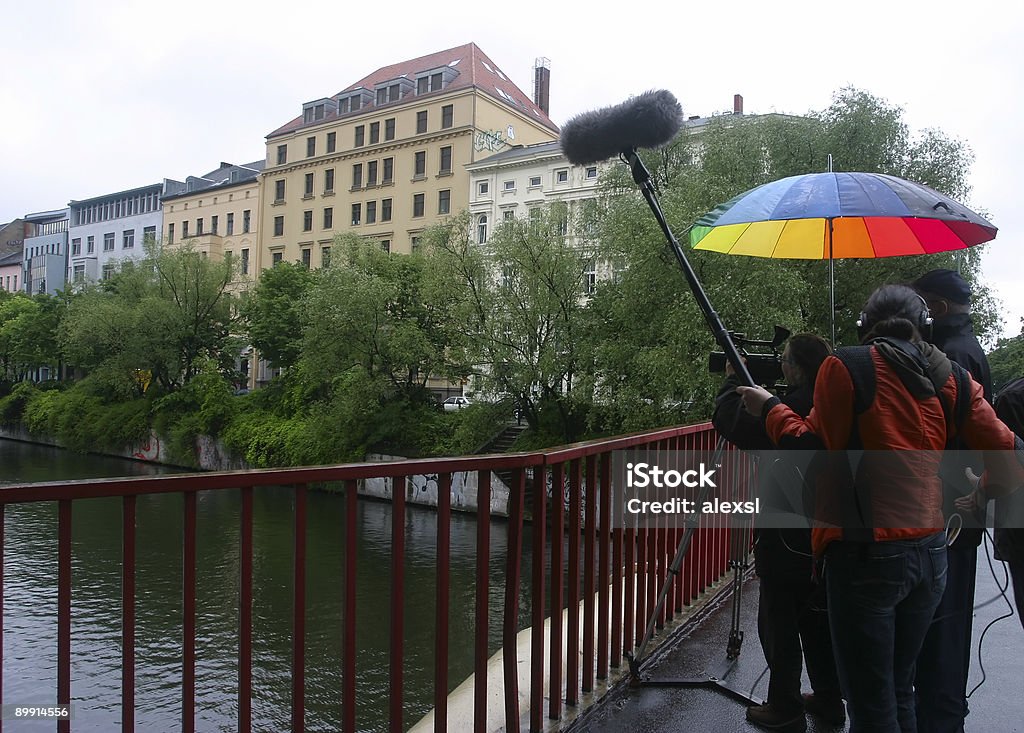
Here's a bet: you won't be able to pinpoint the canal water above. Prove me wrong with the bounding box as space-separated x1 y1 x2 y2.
0 439 536 732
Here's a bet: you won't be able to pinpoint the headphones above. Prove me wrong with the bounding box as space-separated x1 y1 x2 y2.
857 293 933 335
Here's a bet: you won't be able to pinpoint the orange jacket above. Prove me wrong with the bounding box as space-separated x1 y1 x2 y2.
764 348 1021 555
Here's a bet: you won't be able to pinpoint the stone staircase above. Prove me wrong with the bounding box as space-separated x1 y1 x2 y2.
478 422 528 502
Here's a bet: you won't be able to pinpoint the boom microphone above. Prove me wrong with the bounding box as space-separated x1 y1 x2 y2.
560 89 684 165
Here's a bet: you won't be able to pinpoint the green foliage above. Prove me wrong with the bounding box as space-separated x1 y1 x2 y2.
152 361 238 462
0 381 40 424
241 261 315 369
59 242 240 395
988 334 1024 393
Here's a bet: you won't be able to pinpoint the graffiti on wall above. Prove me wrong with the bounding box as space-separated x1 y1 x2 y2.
474 125 516 153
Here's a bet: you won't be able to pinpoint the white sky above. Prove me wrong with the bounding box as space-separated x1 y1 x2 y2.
3 0 1023 337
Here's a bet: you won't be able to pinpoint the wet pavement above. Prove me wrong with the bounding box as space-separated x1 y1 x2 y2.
573 543 1023 732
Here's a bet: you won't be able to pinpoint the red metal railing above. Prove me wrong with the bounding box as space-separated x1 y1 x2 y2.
0 421 752 732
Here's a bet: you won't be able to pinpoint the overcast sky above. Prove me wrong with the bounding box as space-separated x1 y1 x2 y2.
3 0 1022 337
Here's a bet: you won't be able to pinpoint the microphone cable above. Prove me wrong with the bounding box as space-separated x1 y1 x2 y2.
966 529 1016 699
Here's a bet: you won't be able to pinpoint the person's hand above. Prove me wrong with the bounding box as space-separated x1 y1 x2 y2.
736 385 773 416
724 356 746 378
954 467 986 520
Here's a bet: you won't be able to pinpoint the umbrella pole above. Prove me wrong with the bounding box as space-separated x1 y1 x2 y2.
621 149 756 388
828 218 836 346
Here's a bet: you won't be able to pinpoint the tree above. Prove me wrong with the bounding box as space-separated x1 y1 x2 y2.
242 261 315 370
587 87 985 431
59 242 239 396
425 207 597 442
0 292 63 380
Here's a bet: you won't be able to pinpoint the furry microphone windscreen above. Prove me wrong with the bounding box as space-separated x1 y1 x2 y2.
560 89 684 165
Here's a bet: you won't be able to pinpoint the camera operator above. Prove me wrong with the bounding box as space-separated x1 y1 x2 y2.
714 333 843 732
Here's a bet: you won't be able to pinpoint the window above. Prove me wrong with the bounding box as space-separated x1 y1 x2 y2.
416 110 427 134
351 203 361 226
438 189 450 215
73 263 85 283
503 210 515 221
182 221 190 238
102 263 115 280
322 247 331 267
303 210 313 231
477 215 488 244
241 248 249 275
439 146 452 175
478 181 489 196
385 118 395 140
211 215 218 235
556 169 569 184
503 180 515 192
104 232 115 251
382 157 393 184
196 218 204 236
304 173 314 197
352 163 363 188
326 131 336 153
277 144 287 165
307 136 316 157
586 166 598 179
301 248 311 269
381 239 391 253
413 193 424 217
226 213 234 235
325 168 335 193
123 230 135 249
441 104 453 129
366 201 377 224
275 179 285 202
71 238 81 255
243 210 251 233
274 216 284 237
354 125 365 147
367 160 378 186
414 151 426 178
381 198 392 222
584 259 597 294
272 252 283 265
369 122 380 144
411 235 421 252
164 227 171 246
529 176 541 187
324 207 333 229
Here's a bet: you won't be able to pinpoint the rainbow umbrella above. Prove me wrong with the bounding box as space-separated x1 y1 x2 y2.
689 171 997 341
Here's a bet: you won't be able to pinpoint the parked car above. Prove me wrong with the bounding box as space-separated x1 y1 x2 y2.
442 396 471 412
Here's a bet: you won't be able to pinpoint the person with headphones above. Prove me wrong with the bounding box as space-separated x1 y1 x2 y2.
736 284 1024 733
911 268 991 733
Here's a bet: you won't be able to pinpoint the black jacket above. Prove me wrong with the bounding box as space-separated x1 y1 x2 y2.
714 377 815 579
931 313 992 402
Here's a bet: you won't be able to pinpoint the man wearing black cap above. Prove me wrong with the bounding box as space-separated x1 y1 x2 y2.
912 268 991 733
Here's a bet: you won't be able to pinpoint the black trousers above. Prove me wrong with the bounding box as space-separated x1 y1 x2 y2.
757 566 842 714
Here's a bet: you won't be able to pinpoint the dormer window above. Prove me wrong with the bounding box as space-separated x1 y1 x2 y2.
302 99 330 123
376 84 401 105
337 90 371 115
417 73 443 94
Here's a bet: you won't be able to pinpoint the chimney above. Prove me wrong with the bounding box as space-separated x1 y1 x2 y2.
533 57 551 115
733 94 744 115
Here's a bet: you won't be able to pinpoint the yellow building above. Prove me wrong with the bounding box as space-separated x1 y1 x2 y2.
161 161 265 283
259 43 559 269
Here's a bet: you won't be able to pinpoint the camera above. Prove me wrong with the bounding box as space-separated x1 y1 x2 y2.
708 326 791 387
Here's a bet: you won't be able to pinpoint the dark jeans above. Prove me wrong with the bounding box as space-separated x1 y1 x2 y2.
758 572 842 715
995 528 1024 630
825 533 948 733
914 538 978 733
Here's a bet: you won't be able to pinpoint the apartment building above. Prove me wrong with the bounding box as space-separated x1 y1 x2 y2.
67 183 165 285
162 160 265 280
22 209 70 296
259 43 559 270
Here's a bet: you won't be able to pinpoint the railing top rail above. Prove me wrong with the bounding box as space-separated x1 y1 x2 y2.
0 421 715 504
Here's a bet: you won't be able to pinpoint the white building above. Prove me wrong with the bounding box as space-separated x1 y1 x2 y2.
67 182 168 285
22 209 70 295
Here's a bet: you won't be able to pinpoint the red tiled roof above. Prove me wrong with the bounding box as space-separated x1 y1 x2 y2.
266 42 557 139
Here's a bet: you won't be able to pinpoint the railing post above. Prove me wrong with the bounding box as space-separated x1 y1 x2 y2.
474 470 491 731
342 480 358 733
390 476 405 733
58 499 72 733
183 492 196 733
239 487 253 733
548 462 565 720
434 473 452 733
123 495 136 733
503 468 524 732
530 463 547 733
582 455 597 692
566 459 582 706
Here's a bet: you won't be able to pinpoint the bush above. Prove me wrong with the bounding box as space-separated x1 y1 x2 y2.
0 381 40 424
